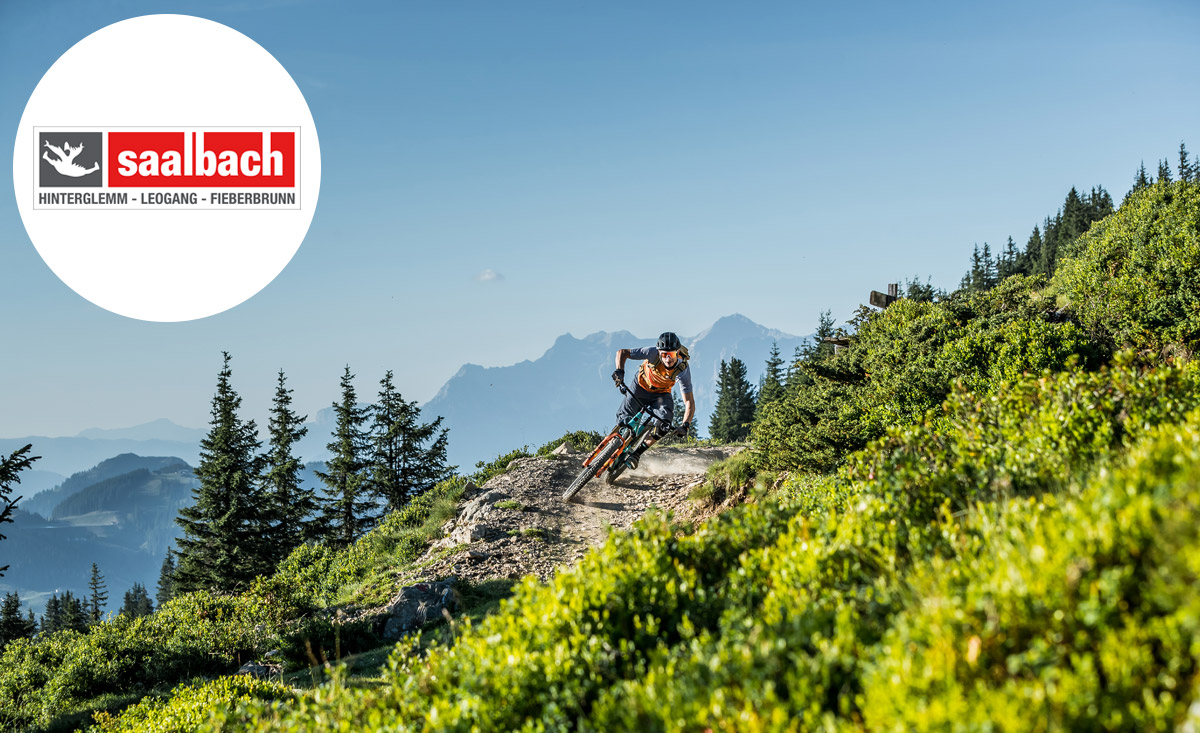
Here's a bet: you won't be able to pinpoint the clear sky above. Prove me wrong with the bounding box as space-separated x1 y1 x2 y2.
1 0 1197 438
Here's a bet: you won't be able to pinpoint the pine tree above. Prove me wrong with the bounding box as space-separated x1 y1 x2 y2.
1135 161 1151 190
120 583 154 618
981 242 998 290
1061 187 1087 241
784 343 811 393
262 369 317 559
755 342 786 419
1023 226 1043 275
87 563 107 624
0 444 39 577
59 590 88 633
903 276 938 302
1157 159 1173 184
156 549 176 608
813 310 836 361
316 366 376 547
368 370 453 513
0 591 36 648
998 236 1020 279
965 244 984 293
175 352 268 594
42 593 62 634
709 358 756 442
1179 142 1194 182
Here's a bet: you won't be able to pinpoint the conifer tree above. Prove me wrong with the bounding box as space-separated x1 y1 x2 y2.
965 244 983 292
120 583 154 618
755 342 786 419
59 590 88 633
784 343 811 393
369 370 452 513
175 352 268 593
1024 226 1043 274
813 310 837 362
998 236 1020 279
87 562 107 624
1135 161 1151 190
316 366 375 547
903 276 937 302
156 549 176 607
1179 142 1194 182
709 358 756 442
1157 159 1173 184
42 593 62 634
0 591 36 647
0 444 39 578
981 242 998 289
262 369 317 558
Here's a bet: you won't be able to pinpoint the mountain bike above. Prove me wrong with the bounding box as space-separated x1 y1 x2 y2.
561 382 680 501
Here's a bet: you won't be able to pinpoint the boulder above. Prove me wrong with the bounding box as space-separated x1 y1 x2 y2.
551 442 579 456
381 581 455 640
237 660 281 679
459 490 508 524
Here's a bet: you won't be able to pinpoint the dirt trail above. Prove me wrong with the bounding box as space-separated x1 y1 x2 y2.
401 445 742 585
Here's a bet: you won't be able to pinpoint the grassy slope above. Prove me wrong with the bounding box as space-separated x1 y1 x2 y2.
30 181 1200 730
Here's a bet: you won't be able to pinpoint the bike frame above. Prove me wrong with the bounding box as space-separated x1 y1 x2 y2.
581 383 671 473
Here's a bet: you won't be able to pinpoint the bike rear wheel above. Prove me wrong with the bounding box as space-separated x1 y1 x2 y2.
563 439 621 501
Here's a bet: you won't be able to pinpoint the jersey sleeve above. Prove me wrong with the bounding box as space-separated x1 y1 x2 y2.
627 346 656 361
678 364 693 394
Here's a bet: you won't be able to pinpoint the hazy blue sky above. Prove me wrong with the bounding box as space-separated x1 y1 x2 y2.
2 0 1197 438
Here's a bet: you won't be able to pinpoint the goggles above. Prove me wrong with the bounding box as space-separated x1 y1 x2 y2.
659 350 679 360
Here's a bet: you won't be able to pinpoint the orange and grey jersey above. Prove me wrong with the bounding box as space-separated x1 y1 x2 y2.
628 346 692 395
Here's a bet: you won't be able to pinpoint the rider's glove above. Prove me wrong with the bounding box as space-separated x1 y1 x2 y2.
611 369 625 386
675 421 691 437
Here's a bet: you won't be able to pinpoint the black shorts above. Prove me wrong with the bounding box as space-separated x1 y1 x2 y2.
616 383 673 432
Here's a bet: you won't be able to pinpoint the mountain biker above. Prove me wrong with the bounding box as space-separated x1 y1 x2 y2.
610 332 695 468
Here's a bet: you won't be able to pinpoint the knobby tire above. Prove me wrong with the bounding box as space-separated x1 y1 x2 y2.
563 439 621 501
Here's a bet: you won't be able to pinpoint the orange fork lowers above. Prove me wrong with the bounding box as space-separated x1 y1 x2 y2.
582 431 630 474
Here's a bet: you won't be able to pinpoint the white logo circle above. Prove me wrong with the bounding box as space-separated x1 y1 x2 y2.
12 15 321 322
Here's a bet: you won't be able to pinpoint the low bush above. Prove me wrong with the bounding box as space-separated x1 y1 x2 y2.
1053 179 1200 355
535 430 603 457
88 676 295 733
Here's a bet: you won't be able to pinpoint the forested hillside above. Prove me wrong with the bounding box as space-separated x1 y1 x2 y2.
1 161 1198 730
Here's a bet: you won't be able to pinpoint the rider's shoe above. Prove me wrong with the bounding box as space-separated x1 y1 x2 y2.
626 455 639 471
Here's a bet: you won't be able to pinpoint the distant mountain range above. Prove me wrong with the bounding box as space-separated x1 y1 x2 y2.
425 314 808 469
1 456 199 616
0 424 202 484
3 453 329 616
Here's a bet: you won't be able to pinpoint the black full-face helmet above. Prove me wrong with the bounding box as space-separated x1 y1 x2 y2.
657 332 682 351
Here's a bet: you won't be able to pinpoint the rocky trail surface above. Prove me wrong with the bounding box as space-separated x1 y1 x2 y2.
401 445 743 586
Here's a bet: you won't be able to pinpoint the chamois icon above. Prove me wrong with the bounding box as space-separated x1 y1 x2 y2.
43 140 99 177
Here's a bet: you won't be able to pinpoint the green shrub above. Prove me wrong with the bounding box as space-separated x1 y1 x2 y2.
88 676 295 733
535 430 603 457
862 413 1200 730
471 448 531 484
752 276 1095 473
1054 179 1200 355
194 359 1200 731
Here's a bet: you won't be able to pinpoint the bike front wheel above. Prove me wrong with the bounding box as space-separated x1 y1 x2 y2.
563 439 622 501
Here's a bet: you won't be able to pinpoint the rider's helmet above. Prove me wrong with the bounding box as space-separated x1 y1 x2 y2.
657 332 682 351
